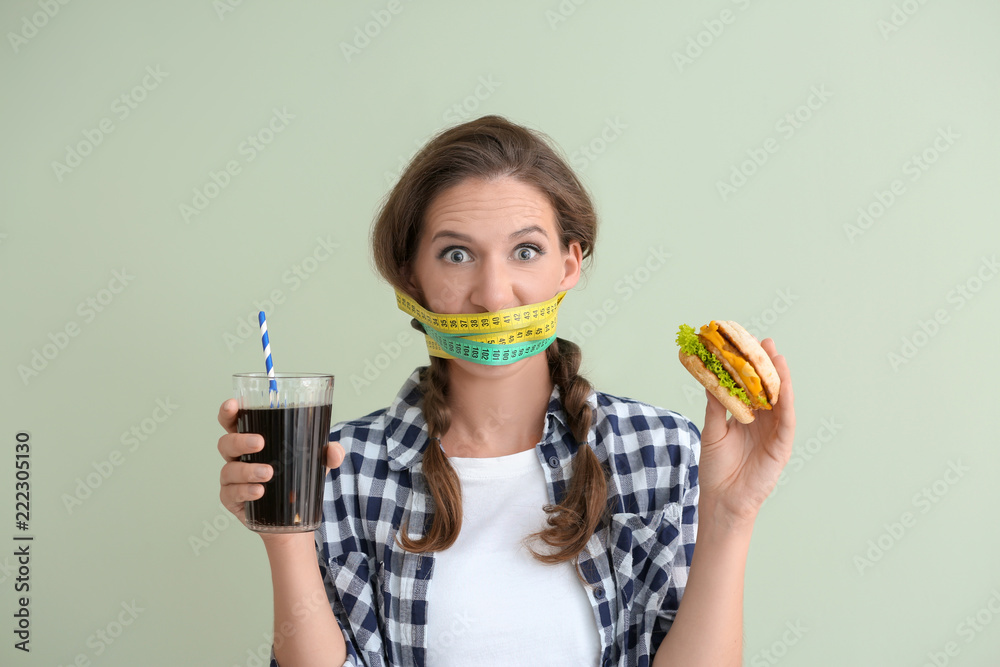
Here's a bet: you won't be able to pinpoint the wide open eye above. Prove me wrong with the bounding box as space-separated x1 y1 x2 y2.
439 247 470 263
515 244 542 261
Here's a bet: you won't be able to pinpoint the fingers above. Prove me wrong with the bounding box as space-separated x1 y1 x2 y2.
219 490 248 522
701 388 729 446
219 482 260 519
326 441 346 470
219 459 271 518
761 337 781 365
220 459 272 487
760 338 792 402
220 477 264 504
218 431 264 463
760 337 796 442
217 414 271 528
704 387 726 421
218 398 239 433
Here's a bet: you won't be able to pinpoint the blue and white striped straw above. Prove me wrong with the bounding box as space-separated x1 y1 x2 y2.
258 311 277 407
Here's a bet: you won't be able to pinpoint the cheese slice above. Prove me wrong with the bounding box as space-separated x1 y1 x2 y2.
699 322 770 408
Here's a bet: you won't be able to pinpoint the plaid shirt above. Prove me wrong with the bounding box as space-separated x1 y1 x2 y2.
270 366 700 667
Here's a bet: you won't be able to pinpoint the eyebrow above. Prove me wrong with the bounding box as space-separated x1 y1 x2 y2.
430 225 549 244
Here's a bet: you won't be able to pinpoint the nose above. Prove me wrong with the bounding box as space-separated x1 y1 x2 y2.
469 255 515 313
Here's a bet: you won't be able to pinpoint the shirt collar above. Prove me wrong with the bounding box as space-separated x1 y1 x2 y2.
383 366 598 471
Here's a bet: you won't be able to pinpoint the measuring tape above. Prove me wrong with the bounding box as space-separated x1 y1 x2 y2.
395 289 567 365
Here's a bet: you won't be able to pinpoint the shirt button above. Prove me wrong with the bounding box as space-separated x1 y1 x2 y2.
547 456 560 469
593 587 605 600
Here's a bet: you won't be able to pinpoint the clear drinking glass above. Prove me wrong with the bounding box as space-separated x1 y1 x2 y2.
232 373 334 533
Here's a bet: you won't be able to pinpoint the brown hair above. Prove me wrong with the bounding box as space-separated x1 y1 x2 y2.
370 115 607 565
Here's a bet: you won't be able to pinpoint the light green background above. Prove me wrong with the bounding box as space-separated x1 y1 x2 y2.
2 1 999 665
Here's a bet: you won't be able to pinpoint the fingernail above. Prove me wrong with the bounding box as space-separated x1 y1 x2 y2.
256 466 271 481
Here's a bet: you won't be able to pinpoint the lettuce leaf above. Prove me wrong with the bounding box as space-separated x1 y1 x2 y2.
675 324 753 407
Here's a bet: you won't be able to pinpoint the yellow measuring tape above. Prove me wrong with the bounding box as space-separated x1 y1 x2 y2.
395 289 567 364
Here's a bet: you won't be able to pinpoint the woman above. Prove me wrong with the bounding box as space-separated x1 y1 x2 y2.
217 115 796 666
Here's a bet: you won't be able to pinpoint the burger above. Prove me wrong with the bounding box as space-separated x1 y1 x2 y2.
675 320 780 424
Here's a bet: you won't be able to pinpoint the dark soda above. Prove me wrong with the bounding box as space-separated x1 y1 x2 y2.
237 404 332 532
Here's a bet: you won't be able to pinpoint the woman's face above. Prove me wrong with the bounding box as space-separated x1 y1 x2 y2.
405 176 582 318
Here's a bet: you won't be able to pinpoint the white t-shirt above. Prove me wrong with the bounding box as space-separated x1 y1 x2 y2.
425 447 601 666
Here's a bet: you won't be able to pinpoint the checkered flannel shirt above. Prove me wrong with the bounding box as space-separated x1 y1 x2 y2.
270 365 700 667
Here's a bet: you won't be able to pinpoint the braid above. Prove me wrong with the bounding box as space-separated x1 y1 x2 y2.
397 357 463 553
528 337 609 565
397 339 607 565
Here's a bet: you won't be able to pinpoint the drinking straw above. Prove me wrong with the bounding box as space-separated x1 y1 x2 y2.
258 311 277 407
